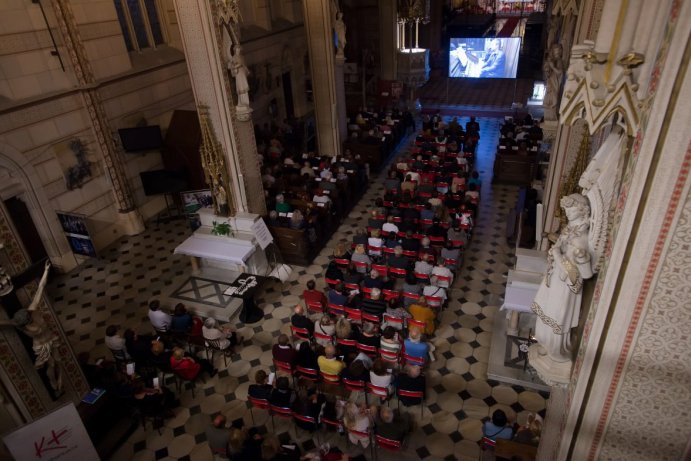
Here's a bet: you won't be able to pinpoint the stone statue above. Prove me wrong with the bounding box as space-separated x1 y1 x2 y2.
543 44 564 121
334 11 347 57
531 194 594 362
230 44 251 108
0 261 63 395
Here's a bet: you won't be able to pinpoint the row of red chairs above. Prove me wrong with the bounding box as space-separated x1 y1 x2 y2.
247 397 409 455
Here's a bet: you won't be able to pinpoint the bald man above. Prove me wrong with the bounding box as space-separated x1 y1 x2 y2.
205 414 229 456
291 304 314 334
317 344 345 381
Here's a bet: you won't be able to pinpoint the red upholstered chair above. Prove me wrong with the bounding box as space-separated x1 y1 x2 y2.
397 389 425 418
247 396 270 425
375 434 403 453
290 325 311 342
328 303 346 317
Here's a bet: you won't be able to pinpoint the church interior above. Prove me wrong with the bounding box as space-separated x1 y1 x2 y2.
0 1 689 460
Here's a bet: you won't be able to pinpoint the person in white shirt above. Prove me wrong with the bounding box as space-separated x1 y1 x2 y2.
431 262 454 288
300 161 315 178
313 190 331 204
367 229 383 257
423 280 447 308
105 325 130 358
148 299 171 331
203 318 239 350
414 255 434 275
381 216 399 235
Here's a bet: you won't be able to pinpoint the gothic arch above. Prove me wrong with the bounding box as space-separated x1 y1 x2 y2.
0 142 72 269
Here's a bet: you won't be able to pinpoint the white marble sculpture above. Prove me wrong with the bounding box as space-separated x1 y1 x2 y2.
543 44 564 121
334 11 347 57
531 194 593 363
230 44 250 108
0 261 63 395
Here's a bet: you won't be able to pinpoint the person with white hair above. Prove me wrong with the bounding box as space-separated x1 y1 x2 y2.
358 287 387 319
423 277 447 308
375 406 412 442
291 304 314 334
431 260 454 288
202 318 240 351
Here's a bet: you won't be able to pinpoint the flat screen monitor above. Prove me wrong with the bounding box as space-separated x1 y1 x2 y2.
448 37 521 78
139 170 188 196
118 125 163 152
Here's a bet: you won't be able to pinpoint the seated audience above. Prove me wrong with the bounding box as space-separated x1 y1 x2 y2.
414 255 434 276
291 304 315 334
292 384 325 432
148 299 171 331
169 303 193 333
423 278 447 308
105 325 129 358
269 376 294 407
358 288 387 319
206 415 230 457
170 347 216 380
314 314 336 345
248 370 273 400
272 334 297 366
397 365 426 406
379 326 402 354
303 280 327 311
341 359 370 383
317 344 345 381
132 381 177 419
375 406 412 442
363 269 385 290
351 244 372 273
483 409 514 441
403 327 429 361
203 318 240 350
369 358 393 391
295 341 319 371
356 321 380 348
513 413 543 446
431 261 454 288
335 318 358 359
343 402 376 448
124 329 154 366
327 282 349 306
409 296 436 335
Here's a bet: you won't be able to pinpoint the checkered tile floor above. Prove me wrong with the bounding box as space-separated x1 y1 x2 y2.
48 116 548 461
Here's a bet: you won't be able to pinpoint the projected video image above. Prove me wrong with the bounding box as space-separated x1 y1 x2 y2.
449 37 521 78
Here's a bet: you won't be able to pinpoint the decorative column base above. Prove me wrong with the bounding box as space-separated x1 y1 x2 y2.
119 210 145 235
528 344 572 387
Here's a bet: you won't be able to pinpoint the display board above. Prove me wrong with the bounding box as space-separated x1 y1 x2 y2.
448 37 521 78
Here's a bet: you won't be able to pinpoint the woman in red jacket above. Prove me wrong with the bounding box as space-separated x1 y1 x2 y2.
170 347 216 380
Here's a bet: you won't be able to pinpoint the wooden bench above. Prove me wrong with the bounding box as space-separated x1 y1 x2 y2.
494 439 538 461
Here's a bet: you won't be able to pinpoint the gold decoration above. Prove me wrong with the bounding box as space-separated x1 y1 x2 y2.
198 106 233 217
555 130 590 227
617 52 645 69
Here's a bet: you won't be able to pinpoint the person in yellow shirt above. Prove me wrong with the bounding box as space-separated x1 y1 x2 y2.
408 296 436 335
317 344 345 381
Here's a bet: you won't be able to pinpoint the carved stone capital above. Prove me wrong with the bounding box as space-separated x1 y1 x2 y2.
560 42 643 135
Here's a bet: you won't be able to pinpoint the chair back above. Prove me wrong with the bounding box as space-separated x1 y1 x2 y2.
344 307 363 323
383 314 404 329
292 412 317 426
336 338 357 348
328 303 346 316
306 301 324 314
295 366 319 382
379 349 400 366
324 277 340 286
319 371 341 384
248 396 270 410
109 348 128 364
270 405 293 419
273 359 294 374
321 416 343 431
334 258 350 267
206 337 227 351
382 289 400 301
357 342 378 356
313 331 334 344
407 318 427 332
389 267 408 278
342 378 366 393
361 312 381 324
290 325 311 341
403 353 426 367
366 382 388 399
375 434 402 452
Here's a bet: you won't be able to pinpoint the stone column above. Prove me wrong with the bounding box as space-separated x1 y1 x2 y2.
302 0 341 157
173 0 265 214
335 55 347 142
51 0 144 235
379 0 398 80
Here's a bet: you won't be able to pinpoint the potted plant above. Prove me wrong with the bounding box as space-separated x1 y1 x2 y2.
211 221 233 237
